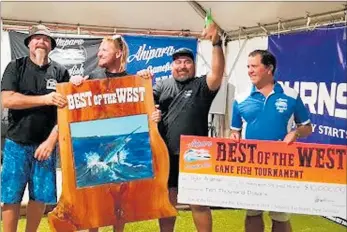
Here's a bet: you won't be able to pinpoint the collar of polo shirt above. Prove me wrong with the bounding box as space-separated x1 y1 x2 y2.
250 81 284 95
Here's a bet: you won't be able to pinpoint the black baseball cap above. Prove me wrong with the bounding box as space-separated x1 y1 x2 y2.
172 48 195 61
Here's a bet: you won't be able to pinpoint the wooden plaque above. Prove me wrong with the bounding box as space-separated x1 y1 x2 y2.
48 76 177 231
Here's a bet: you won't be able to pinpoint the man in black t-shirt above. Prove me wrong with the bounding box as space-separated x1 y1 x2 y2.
139 22 225 232
1 24 69 232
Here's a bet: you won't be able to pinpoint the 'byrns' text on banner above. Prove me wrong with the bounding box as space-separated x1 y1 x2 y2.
178 135 346 218
269 25 347 146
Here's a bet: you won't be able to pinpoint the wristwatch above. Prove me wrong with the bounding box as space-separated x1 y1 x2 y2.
294 131 301 138
212 39 223 47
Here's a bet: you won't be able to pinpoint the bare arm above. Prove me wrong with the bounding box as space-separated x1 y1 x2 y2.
2 91 46 109
34 125 59 161
295 124 313 138
47 125 59 144
2 91 67 110
204 23 225 91
206 44 225 91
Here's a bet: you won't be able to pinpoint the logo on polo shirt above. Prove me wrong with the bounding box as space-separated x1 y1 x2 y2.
184 90 193 98
275 98 288 113
46 79 57 90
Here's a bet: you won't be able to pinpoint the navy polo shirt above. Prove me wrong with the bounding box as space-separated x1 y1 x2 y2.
230 82 310 141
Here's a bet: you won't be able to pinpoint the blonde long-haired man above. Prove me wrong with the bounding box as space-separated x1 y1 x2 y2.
71 35 129 84
70 35 160 232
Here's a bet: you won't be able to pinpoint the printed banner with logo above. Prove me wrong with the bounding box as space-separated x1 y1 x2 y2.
123 35 198 84
268 25 347 146
178 135 346 218
8 31 198 85
8 31 101 77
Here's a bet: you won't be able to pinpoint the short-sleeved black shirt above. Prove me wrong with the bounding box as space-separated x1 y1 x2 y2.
89 68 127 80
154 75 218 156
1 56 70 145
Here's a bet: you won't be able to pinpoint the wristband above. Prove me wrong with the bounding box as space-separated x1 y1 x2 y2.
212 40 222 47
295 131 301 138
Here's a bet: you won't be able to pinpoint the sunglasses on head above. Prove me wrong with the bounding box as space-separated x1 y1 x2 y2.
111 35 124 50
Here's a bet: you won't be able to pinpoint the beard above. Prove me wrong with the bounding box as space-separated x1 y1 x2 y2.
34 48 47 66
174 75 192 82
173 68 194 82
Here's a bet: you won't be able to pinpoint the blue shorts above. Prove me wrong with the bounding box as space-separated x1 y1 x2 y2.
1 139 57 204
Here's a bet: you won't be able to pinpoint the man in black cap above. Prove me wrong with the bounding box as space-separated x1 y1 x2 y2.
1 24 69 232
138 21 225 232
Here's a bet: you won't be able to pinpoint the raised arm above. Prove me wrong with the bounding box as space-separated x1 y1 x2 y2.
203 22 225 91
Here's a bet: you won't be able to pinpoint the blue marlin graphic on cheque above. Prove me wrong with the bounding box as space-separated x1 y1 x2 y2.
101 126 141 164
183 148 211 162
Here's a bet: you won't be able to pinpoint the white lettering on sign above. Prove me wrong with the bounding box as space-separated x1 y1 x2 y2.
278 81 347 119
128 44 175 64
67 91 93 110
55 38 84 49
146 62 172 74
188 139 213 148
69 63 85 76
66 87 146 110
311 123 347 139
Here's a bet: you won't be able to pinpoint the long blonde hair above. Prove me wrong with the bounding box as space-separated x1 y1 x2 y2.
102 35 129 72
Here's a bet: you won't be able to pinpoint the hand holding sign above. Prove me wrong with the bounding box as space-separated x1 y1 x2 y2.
283 131 298 145
70 75 89 86
151 105 161 123
137 70 154 79
43 92 67 108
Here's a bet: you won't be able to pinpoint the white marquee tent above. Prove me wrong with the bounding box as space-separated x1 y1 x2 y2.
1 1 346 39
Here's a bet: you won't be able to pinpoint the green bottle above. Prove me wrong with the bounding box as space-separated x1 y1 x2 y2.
205 8 213 27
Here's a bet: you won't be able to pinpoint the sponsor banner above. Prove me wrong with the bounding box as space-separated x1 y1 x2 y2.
123 35 198 84
268 25 347 146
178 135 346 218
8 32 198 85
9 31 101 77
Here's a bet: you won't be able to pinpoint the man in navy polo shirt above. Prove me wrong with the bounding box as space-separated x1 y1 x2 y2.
230 50 312 232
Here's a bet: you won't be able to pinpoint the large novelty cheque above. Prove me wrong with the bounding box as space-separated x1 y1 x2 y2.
48 76 176 231
178 136 346 218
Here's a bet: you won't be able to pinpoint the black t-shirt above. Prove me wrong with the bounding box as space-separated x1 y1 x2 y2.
1 56 70 145
154 75 218 156
89 68 128 79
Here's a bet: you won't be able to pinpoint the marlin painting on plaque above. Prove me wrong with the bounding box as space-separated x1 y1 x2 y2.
70 114 154 188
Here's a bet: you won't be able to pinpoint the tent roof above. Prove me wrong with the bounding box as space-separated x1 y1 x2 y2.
1 1 346 37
